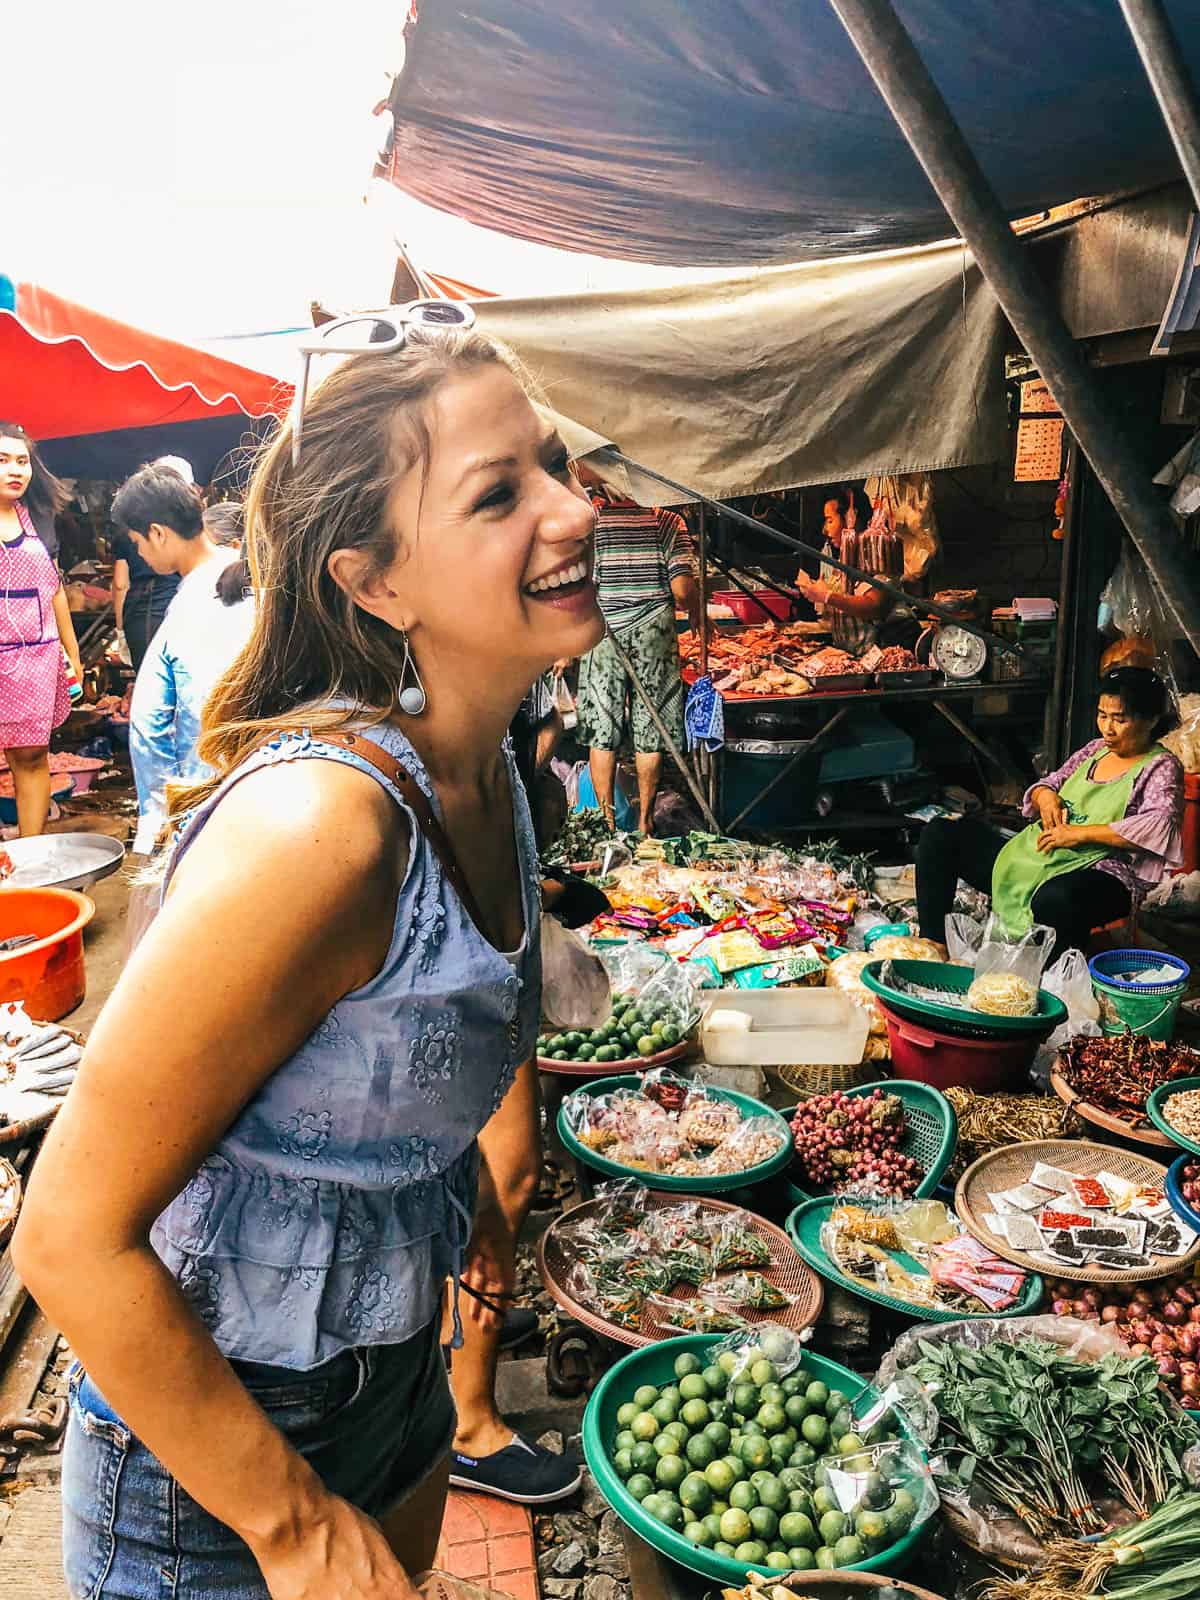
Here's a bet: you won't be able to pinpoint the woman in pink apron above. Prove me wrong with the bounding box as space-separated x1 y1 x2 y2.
0 423 83 835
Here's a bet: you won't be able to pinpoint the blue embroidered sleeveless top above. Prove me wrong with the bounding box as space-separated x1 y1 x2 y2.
150 723 542 1370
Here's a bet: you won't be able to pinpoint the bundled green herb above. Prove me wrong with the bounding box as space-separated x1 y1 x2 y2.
980 1493 1200 1599
911 1338 1199 1539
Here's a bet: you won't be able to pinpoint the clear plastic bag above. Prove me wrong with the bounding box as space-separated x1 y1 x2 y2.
1032 947 1103 1087
642 1291 748 1334
709 1209 773 1272
697 1271 793 1310
709 1320 806 1379
967 917 1055 1015
944 912 985 964
539 913 612 1031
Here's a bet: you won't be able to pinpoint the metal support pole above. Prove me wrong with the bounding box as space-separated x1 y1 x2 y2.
827 0 1200 658
1117 0 1200 213
601 626 721 834
697 504 709 681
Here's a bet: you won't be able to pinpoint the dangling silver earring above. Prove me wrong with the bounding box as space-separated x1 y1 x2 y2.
397 632 427 716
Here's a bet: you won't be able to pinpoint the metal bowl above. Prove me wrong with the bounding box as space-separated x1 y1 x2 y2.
1 833 126 892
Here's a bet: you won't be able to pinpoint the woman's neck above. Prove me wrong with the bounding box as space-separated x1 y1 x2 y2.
395 672 524 791
0 503 24 542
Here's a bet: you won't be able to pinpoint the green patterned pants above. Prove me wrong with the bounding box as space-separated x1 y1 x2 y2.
576 605 685 754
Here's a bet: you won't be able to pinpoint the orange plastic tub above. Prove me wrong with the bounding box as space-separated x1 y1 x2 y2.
0 886 95 1020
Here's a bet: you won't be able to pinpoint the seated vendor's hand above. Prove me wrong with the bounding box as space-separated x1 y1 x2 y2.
795 574 828 606
1035 822 1084 854
1033 786 1066 830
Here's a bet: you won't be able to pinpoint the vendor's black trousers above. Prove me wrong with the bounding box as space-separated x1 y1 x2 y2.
915 816 1130 954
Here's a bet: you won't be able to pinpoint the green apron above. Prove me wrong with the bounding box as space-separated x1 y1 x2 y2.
990 744 1163 937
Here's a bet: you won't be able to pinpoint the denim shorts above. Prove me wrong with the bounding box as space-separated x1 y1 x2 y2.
62 1320 454 1599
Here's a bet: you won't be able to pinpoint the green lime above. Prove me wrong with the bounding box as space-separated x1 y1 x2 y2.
563 1031 584 1047
757 1403 786 1434
685 1434 716 1470
704 1459 736 1496
788 1490 815 1518
749 1505 778 1542
837 1432 865 1458
680 1398 710 1430
722 1454 747 1483
679 1473 711 1514
711 1499 729 1518
760 1328 794 1365
781 1375 803 1398
739 1435 772 1471
789 1443 817 1468
812 1486 839 1517
713 1542 737 1560
536 1035 550 1053
679 1373 708 1401
861 1472 890 1510
729 1480 758 1512
805 1381 830 1410
665 1423 690 1447
784 1395 810 1425
652 1434 680 1459
777 1467 805 1492
682 1519 708 1548
575 1044 595 1060
704 1421 731 1453
801 1415 828 1450
718 1351 740 1376
734 1541 767 1567
702 1364 727 1395
701 1513 724 1544
660 1385 682 1407
650 1397 678 1426
615 1429 637 1455
708 1398 731 1425
673 1351 703 1380
613 1448 634 1479
660 1022 681 1046
891 1488 917 1518
814 1464 831 1490
656 1455 687 1490
587 1029 608 1046
636 1035 658 1057
630 1440 657 1473
626 1472 654 1502
656 1499 686 1531
766 1551 792 1571
757 1477 788 1514
551 1050 569 1060
780 1511 817 1548
819 1510 848 1546
750 1360 778 1388
547 1034 568 1053
789 1547 816 1570
855 1509 889 1546
834 1535 866 1566
741 1420 765 1439
815 1547 837 1570
759 1382 785 1406
616 1401 641 1428
719 1508 752 1545
631 1412 659 1442
633 1384 659 1409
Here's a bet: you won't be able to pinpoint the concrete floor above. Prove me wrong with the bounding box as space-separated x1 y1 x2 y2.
73 867 133 1035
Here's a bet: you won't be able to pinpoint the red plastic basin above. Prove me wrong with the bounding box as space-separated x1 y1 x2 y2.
881 1004 1038 1092
711 589 794 623
0 886 95 1020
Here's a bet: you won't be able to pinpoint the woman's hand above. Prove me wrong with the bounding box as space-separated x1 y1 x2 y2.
1032 786 1066 830
253 1493 421 1600
1035 822 1086 854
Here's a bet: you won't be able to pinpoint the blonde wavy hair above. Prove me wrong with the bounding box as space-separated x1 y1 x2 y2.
168 324 524 822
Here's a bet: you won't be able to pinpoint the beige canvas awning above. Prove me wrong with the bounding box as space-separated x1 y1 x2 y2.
475 239 1008 503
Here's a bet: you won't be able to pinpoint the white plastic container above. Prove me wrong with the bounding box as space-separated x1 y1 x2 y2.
700 989 870 1066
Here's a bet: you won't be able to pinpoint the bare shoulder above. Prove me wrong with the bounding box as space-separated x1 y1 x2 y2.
168 752 409 907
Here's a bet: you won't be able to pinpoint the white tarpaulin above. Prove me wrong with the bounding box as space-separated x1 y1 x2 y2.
472 239 1008 501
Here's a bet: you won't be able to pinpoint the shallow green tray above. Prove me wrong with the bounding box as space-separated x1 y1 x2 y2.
785 1196 1044 1323
782 1080 958 1210
861 959 1067 1037
558 1076 793 1194
583 1334 928 1585
1146 1076 1200 1157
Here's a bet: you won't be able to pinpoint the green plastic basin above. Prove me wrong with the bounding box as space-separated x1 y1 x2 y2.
785 1196 1044 1323
557 1075 793 1194
583 1334 930 1585
861 959 1066 1037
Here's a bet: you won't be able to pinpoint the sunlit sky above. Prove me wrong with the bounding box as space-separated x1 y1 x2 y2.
7 1 718 342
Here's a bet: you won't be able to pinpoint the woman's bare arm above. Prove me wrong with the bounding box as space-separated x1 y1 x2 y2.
14 758 416 1596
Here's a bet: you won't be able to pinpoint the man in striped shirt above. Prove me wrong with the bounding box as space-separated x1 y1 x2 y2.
575 470 699 835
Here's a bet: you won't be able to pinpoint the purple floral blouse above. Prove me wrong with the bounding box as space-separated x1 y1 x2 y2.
1023 739 1184 897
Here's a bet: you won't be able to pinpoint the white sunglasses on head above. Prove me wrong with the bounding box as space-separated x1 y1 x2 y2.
290 301 478 467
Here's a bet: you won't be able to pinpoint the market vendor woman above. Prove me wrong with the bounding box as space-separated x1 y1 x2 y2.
917 668 1182 954
793 489 891 656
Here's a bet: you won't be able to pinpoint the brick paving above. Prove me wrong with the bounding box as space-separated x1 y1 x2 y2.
436 1489 539 1600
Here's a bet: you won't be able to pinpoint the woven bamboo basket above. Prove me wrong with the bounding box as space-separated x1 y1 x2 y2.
775 1060 879 1097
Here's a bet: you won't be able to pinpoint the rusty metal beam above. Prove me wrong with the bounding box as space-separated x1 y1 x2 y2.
827 0 1200 658
1118 0 1200 214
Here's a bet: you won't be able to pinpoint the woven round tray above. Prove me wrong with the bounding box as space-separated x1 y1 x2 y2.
956 1138 1200 1284
0 1157 20 1250
1050 1067 1176 1150
537 1191 823 1348
537 1037 692 1079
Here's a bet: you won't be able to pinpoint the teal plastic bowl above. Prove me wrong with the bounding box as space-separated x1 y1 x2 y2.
558 1075 794 1194
583 1334 929 1585
782 1080 958 1209
785 1196 1044 1322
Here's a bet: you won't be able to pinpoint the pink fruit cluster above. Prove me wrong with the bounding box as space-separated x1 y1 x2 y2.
789 1089 923 1198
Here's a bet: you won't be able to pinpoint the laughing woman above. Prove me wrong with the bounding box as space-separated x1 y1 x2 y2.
14 318 602 1599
